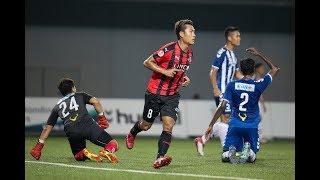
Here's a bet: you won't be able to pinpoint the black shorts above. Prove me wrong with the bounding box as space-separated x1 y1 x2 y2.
142 91 180 123
64 117 105 155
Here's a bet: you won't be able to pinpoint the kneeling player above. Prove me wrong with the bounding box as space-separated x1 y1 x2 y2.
30 78 119 163
204 48 279 163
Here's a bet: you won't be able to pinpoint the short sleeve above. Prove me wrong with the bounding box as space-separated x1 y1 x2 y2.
46 106 59 126
212 50 226 69
81 92 94 104
255 73 272 92
152 47 171 64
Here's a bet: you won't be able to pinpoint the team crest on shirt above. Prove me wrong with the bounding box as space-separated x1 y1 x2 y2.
157 50 164 57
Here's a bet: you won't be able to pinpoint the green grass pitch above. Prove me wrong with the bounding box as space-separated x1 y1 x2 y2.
25 136 294 180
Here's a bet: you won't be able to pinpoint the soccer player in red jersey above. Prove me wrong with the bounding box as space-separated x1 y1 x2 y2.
125 19 196 169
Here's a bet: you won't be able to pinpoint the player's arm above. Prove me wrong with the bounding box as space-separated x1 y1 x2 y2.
209 67 221 97
88 95 109 129
181 74 191 87
211 50 226 97
246 48 280 77
143 55 179 78
89 97 104 115
30 108 58 160
205 82 232 138
38 125 54 143
205 100 228 138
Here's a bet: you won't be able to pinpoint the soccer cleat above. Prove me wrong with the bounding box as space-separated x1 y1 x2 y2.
125 133 136 149
228 145 239 164
239 142 251 164
99 149 119 163
83 148 103 162
153 155 172 169
194 137 204 156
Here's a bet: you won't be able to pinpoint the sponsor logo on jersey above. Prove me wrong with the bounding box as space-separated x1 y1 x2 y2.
174 64 189 71
235 83 255 92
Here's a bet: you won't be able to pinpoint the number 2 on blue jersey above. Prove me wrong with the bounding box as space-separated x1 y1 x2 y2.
239 92 249 111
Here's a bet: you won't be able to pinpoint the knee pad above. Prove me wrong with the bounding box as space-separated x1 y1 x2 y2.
105 139 119 153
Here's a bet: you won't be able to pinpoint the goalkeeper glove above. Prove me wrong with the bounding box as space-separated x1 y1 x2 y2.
30 140 44 160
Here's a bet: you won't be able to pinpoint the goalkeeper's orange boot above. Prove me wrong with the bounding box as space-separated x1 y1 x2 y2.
99 149 119 163
83 148 103 162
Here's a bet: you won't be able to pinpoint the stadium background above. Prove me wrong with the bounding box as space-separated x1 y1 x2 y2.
25 0 294 138
25 1 295 179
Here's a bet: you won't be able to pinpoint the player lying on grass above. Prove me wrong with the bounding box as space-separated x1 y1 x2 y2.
30 78 119 163
204 48 279 163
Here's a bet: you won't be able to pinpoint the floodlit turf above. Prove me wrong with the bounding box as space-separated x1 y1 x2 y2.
25 136 294 180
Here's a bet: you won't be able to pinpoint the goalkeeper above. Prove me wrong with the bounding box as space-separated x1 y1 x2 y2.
30 78 119 163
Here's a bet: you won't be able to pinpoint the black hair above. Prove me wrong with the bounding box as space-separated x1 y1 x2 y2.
240 58 255 75
254 62 264 69
57 78 75 96
224 26 240 41
174 19 194 39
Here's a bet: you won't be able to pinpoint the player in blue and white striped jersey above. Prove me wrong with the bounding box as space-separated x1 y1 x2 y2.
205 47 279 163
195 27 243 156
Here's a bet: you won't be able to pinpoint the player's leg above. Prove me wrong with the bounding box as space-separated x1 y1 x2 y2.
218 101 231 144
221 126 243 163
153 95 179 169
194 98 230 155
67 134 102 162
204 97 222 143
194 97 220 155
126 92 161 149
85 119 119 163
153 116 175 169
241 128 259 163
194 121 219 156
218 121 229 147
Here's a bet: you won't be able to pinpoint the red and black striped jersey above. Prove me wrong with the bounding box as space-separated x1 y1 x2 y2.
146 41 193 96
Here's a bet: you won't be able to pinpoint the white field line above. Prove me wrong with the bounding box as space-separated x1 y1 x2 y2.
25 160 263 180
